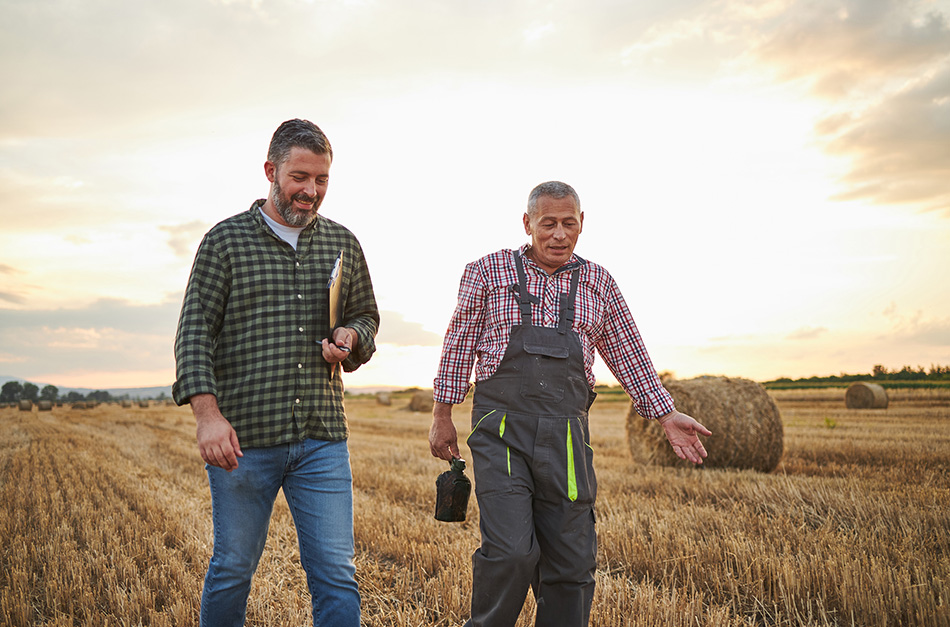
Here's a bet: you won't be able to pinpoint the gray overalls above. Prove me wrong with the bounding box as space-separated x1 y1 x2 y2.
466 251 598 627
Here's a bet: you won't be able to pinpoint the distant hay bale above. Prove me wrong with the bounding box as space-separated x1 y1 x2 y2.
37 400 53 411
138 400 150 408
72 402 87 410
18 400 33 411
376 392 392 406
120 400 133 408
845 382 888 409
627 376 784 473
408 390 434 413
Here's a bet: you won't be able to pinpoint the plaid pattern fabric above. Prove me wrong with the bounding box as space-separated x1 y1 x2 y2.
173 200 379 447
433 245 674 418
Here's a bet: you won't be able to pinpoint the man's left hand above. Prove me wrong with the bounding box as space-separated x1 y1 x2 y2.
658 410 712 464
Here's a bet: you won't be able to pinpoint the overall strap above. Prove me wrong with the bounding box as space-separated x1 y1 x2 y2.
511 251 539 327
557 267 581 335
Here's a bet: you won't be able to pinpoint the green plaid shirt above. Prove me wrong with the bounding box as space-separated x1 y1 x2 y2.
173 200 380 447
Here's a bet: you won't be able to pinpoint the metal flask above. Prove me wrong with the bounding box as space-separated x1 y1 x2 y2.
434 457 472 522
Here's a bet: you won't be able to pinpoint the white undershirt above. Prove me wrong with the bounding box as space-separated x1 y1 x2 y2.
259 208 305 250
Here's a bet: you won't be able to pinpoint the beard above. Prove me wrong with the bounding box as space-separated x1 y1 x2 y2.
272 178 321 227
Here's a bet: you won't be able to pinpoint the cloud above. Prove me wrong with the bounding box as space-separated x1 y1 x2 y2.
0 166 99 231
0 267 29 304
754 1 950 90
786 326 829 340
0 0 721 142
0 352 26 365
0 297 182 380
748 0 950 211
0 297 182 334
0 292 27 306
880 303 950 346
821 63 950 210
523 22 556 44
376 311 443 347
0 301 444 383
612 0 950 212
160 221 212 258
896 318 950 345
0 0 272 137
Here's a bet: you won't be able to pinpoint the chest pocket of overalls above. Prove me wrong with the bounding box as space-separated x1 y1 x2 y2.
521 341 569 402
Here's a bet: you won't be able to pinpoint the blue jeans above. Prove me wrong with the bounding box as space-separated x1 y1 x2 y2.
200 438 360 627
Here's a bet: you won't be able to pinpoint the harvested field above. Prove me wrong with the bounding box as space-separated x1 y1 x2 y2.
1 389 948 626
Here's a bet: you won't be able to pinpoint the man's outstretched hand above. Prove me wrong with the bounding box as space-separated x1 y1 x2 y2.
658 410 712 464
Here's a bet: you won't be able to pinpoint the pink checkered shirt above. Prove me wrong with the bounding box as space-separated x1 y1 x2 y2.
433 245 675 418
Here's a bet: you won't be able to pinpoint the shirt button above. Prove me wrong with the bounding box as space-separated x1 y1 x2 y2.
297 363 303 369
296 261 300 267
295 398 301 404
297 294 302 299
298 327 304 332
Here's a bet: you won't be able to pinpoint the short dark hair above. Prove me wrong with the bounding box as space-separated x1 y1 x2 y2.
527 181 581 217
267 119 333 168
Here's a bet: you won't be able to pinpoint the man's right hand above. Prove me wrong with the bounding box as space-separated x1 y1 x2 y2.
429 401 460 461
191 394 243 471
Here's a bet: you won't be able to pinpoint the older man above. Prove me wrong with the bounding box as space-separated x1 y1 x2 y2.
174 119 379 626
429 181 711 627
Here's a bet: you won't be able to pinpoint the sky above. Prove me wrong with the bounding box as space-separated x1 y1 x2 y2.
1 0 948 391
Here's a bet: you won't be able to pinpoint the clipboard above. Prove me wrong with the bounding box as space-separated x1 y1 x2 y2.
326 250 344 379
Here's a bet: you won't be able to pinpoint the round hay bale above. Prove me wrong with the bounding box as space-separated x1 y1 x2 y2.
138 400 150 408
37 400 53 411
408 390 434 413
376 392 392 406
72 402 87 410
627 376 784 472
18 399 33 411
120 400 133 408
845 382 888 409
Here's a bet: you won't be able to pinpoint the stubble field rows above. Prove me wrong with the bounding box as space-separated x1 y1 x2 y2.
1 388 947 626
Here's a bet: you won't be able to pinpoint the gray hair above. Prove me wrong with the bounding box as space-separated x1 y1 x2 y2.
526 181 581 217
267 119 333 168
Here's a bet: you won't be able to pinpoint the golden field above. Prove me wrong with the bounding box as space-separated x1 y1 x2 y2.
1 388 948 626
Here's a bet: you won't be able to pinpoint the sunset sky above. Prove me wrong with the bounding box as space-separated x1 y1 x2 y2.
1 0 948 391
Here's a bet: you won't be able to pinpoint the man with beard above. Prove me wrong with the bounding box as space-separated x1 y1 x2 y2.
174 118 379 627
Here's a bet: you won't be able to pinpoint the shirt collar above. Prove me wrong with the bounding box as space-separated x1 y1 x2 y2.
517 243 585 275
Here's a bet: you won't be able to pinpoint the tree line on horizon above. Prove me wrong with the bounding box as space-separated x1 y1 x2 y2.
4 364 949 404
0 381 169 404
764 363 950 387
